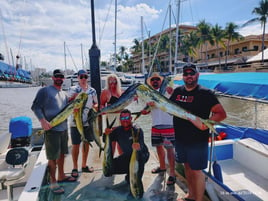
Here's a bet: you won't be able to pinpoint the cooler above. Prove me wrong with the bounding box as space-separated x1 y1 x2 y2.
9 116 32 147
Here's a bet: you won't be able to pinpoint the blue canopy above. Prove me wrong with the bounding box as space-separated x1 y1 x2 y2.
174 72 268 101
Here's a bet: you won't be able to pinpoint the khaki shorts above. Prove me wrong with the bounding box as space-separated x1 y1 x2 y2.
44 130 68 160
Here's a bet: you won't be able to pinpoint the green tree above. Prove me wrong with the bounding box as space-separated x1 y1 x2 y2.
224 22 243 68
131 38 141 53
179 31 199 62
243 0 268 63
196 20 214 64
211 24 226 69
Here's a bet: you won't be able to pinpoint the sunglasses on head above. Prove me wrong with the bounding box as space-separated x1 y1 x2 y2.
79 74 88 79
54 74 64 79
151 77 160 82
183 71 196 76
109 80 117 84
120 116 130 120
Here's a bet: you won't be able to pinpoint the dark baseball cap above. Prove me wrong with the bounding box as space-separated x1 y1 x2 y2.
53 69 64 76
183 63 197 73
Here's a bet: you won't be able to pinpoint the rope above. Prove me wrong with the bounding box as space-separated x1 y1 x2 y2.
65 43 78 71
148 0 172 76
98 0 113 48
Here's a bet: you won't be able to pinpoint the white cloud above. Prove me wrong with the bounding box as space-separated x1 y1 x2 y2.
0 0 265 73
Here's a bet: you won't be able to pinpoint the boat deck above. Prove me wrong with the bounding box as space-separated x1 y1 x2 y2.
37 144 188 201
219 159 268 201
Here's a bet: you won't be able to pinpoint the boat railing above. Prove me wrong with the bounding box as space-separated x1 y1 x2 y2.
215 92 268 130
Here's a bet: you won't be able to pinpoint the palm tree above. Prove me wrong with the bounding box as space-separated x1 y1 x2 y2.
179 32 199 62
224 22 243 68
196 20 213 64
243 0 268 63
211 24 226 69
131 38 141 53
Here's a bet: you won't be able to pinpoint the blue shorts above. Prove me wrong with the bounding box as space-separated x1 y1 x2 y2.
175 141 208 170
151 125 175 148
70 126 94 145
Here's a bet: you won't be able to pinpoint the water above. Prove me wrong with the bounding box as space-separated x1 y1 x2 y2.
1 87 268 142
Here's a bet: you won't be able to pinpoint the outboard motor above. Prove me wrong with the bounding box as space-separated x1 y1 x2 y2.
9 116 32 148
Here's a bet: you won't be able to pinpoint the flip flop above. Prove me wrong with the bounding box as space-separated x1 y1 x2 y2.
82 166 94 173
50 185 64 195
167 176 176 186
71 169 79 178
151 167 166 174
57 176 76 183
177 198 195 201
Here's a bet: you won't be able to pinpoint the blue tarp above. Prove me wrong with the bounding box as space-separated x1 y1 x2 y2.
174 72 268 101
0 61 32 81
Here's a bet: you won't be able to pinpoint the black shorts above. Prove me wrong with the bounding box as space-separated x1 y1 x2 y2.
70 126 94 145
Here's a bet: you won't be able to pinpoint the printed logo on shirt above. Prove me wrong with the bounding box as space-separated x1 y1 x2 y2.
175 95 194 103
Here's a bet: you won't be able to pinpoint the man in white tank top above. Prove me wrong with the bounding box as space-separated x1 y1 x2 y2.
141 72 176 186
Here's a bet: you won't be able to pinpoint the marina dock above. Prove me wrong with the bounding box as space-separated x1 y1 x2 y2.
38 143 190 201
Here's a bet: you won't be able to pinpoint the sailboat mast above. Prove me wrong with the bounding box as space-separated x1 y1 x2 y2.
81 43 84 69
141 16 144 74
64 41 67 75
169 4 172 73
174 0 181 74
114 0 117 70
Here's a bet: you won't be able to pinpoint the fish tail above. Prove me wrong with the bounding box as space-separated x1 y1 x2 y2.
201 119 218 135
99 147 104 158
87 108 98 123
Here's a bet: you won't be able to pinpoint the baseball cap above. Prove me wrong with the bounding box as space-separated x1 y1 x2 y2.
53 69 64 77
183 63 197 73
77 69 87 76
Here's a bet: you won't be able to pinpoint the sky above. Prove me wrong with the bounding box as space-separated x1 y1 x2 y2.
0 0 263 73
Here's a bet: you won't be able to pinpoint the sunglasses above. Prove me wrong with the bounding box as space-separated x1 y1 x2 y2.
120 116 130 120
54 74 64 79
79 74 88 79
183 71 196 76
109 80 117 84
151 77 160 82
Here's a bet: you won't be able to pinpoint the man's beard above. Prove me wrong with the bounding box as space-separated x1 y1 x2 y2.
152 82 159 89
185 79 197 88
54 79 63 86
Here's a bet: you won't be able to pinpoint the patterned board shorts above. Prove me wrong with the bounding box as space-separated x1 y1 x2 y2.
151 125 175 148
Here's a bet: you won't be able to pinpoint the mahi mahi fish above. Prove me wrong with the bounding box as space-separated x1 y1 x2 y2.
102 117 116 177
51 92 88 127
136 84 218 133
73 93 89 141
88 83 141 122
129 128 144 199
38 92 88 135
134 76 174 121
88 108 104 156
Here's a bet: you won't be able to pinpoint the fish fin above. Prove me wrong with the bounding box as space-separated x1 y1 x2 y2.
88 141 93 147
98 147 104 158
133 112 141 121
106 116 109 128
107 117 116 129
